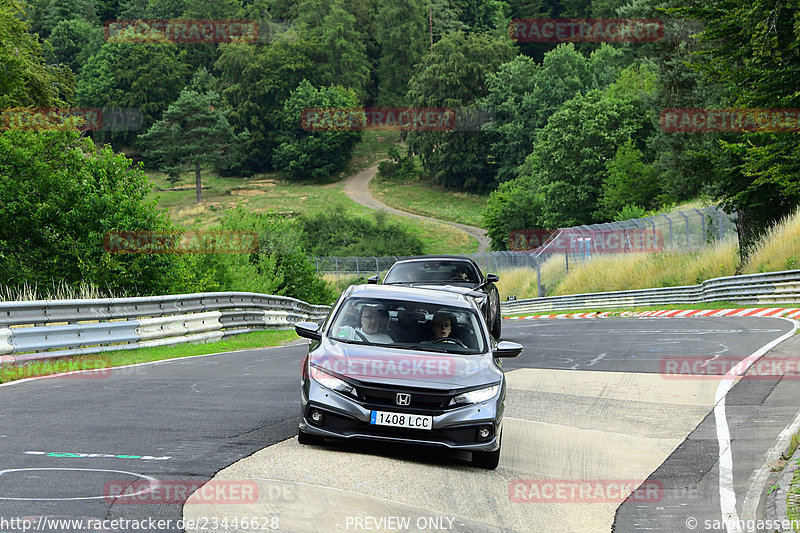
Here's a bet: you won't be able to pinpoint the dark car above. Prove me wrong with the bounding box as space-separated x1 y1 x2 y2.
294 284 523 469
369 256 502 339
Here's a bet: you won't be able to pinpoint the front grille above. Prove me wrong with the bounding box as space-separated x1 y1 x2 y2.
356 382 454 412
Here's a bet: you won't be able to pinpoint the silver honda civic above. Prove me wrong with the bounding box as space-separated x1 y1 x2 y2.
294 283 522 469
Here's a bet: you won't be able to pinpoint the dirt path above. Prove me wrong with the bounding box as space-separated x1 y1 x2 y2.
343 164 490 253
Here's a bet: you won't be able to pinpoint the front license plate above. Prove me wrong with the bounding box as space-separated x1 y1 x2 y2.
370 411 432 430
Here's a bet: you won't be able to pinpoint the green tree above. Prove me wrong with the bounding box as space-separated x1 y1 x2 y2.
454 0 510 33
481 43 626 183
315 0 371 101
272 79 362 180
76 37 190 146
0 129 180 295
670 0 800 256
428 0 468 44
405 31 515 192
375 0 427 105
616 0 723 208
0 0 73 108
214 26 320 174
138 69 248 203
182 0 242 18
483 174 545 250
41 0 96 36
45 18 103 76
518 64 659 228
599 140 659 218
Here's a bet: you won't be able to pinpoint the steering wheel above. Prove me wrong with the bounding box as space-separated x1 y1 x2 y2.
431 337 468 348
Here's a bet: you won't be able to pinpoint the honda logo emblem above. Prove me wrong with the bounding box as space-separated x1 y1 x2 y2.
396 393 411 406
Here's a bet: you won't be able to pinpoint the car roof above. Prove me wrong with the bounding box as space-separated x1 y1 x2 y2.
345 284 479 308
392 255 476 264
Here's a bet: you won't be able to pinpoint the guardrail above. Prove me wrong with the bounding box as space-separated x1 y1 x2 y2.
501 269 800 314
0 292 331 363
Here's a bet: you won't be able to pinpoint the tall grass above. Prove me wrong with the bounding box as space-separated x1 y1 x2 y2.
0 281 123 302
551 237 739 295
742 208 800 273
495 268 539 301
321 273 372 294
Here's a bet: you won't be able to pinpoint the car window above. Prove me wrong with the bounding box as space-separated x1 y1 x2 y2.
328 297 486 354
383 262 479 284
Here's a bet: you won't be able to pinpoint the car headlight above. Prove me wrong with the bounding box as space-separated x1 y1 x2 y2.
448 384 500 406
310 364 358 398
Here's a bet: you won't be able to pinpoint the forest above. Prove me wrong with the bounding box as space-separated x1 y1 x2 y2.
1 0 798 302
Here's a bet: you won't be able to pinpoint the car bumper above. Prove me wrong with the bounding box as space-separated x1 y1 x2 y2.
299 380 503 452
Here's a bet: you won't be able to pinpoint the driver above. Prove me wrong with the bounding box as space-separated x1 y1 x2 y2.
337 305 394 343
430 311 452 339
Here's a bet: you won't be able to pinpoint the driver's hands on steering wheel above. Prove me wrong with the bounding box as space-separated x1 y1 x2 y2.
431 336 468 348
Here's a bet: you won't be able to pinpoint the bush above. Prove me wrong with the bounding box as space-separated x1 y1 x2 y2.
176 207 336 305
298 208 424 257
377 146 418 182
0 129 182 295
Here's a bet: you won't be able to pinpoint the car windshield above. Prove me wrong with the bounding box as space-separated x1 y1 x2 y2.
327 297 486 354
383 261 479 284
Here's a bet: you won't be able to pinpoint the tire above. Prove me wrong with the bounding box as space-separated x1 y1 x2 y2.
297 429 324 445
472 447 501 469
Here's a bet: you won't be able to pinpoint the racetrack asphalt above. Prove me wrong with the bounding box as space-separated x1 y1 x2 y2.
1 317 798 532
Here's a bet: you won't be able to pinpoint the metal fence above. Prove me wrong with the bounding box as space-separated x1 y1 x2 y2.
0 292 331 364
501 269 800 314
531 206 736 260
312 252 540 277
313 207 738 291
526 206 738 296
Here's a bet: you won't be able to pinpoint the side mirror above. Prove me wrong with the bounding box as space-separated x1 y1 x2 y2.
367 275 379 284
476 272 499 291
295 321 321 341
493 340 523 358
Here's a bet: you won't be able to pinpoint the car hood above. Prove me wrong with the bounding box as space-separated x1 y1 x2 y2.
310 340 501 390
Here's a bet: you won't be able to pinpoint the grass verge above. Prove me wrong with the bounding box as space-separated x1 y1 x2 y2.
370 176 488 228
0 329 300 384
743 208 800 274
550 238 740 296
787 454 800 529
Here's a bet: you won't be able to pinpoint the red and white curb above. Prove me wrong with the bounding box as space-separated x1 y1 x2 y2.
504 308 800 320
